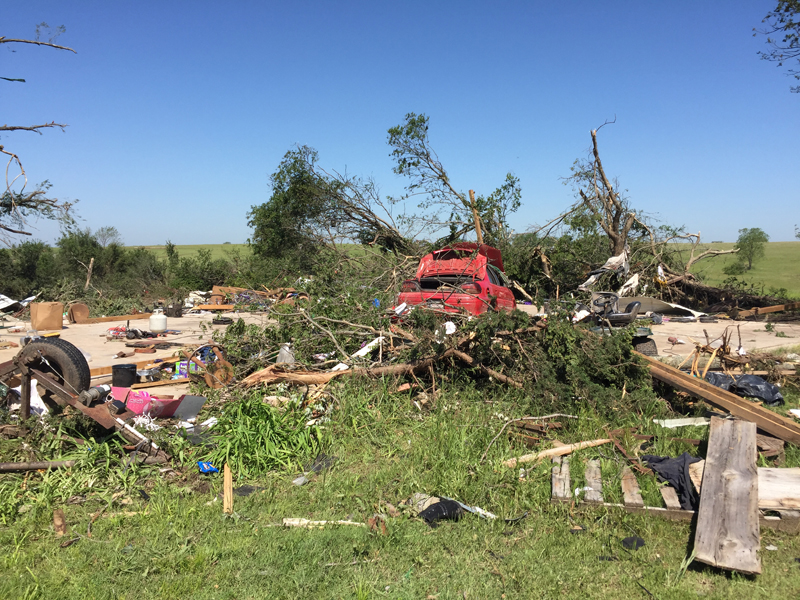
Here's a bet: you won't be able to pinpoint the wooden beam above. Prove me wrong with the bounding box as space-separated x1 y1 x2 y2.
131 378 190 389
693 417 760 575
637 352 800 445
732 301 800 319
89 357 179 378
193 304 236 311
80 313 151 324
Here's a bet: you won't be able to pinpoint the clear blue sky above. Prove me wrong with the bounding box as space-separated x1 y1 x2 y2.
3 1 798 246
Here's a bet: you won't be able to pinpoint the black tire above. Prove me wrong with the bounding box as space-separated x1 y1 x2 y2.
633 337 658 357
19 338 91 397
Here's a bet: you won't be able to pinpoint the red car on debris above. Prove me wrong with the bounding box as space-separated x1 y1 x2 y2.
395 243 516 316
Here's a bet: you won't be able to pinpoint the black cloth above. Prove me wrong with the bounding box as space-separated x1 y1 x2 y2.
642 452 702 511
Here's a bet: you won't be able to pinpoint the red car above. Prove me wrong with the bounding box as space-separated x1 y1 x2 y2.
395 243 516 316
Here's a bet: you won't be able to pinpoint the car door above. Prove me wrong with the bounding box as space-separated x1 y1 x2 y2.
488 266 516 311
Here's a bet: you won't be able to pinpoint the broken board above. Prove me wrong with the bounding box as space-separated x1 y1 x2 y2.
551 456 571 502
758 468 800 511
583 459 604 503
693 417 760 575
690 462 800 511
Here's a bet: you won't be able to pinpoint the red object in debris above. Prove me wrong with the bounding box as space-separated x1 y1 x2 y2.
395 243 515 316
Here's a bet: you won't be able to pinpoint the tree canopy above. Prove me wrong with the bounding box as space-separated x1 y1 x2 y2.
757 1 800 92
387 112 521 248
727 227 770 272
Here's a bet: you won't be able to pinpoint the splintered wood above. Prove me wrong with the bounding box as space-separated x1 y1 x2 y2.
693 417 760 575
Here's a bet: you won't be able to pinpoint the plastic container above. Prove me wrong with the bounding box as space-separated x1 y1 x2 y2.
149 309 167 333
112 364 138 388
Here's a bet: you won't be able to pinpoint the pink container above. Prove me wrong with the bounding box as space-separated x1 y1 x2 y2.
125 390 182 418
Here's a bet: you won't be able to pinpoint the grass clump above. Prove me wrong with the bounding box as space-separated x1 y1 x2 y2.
201 391 323 478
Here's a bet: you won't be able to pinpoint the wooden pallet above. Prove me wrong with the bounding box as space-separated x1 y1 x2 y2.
550 457 800 533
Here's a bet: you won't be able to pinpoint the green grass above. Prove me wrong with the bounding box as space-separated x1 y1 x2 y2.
2 379 800 599
682 241 800 297
133 244 251 260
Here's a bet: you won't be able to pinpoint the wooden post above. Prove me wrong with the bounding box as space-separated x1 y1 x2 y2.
469 190 483 245
20 372 31 421
223 463 233 514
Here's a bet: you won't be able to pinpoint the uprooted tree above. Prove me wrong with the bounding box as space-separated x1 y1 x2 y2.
506 125 739 301
0 24 77 245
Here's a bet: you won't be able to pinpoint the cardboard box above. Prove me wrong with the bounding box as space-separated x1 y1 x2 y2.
30 302 64 331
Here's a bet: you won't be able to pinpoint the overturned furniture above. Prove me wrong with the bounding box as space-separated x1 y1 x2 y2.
0 339 169 463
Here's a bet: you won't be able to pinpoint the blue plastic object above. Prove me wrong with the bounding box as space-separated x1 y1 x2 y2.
198 461 219 474
373 298 380 308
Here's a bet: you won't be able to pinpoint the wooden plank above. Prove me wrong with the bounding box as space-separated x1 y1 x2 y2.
693 417 760 575
660 486 682 510
89 358 176 377
620 466 644 507
551 457 571 502
637 352 800 444
733 301 800 319
757 468 800 510
194 304 236 311
584 459 604 503
690 461 800 512
80 313 151 324
131 378 190 389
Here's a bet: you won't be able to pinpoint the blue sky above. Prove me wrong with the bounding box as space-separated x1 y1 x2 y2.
3 1 798 246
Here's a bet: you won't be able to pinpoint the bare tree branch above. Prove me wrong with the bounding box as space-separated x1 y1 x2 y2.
0 36 76 53
0 122 68 134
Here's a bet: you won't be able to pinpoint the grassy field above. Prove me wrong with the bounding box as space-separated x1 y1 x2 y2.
2 379 799 599
682 241 800 297
134 244 251 260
